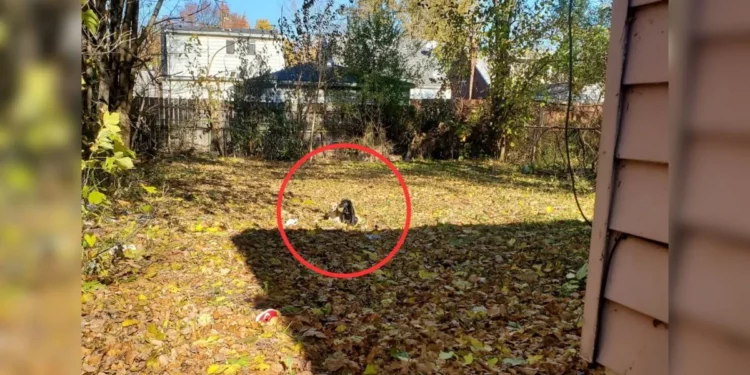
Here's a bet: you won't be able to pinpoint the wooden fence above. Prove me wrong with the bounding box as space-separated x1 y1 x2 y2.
131 96 601 165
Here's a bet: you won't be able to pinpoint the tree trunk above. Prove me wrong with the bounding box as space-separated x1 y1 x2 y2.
468 35 477 100
499 138 507 161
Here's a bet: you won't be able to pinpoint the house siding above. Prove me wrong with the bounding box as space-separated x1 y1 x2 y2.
165 31 284 79
156 30 285 100
580 0 669 374
672 1 750 375
584 0 750 374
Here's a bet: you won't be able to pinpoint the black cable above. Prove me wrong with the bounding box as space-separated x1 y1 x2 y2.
564 0 592 226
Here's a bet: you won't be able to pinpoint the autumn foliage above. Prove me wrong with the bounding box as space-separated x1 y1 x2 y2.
179 0 249 29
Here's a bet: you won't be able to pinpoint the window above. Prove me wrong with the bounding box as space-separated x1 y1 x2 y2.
247 43 256 56
226 40 235 54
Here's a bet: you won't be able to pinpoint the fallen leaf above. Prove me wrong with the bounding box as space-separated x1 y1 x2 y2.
463 353 474 365
121 319 138 327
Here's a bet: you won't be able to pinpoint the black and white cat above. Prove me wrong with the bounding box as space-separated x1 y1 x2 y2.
325 199 358 225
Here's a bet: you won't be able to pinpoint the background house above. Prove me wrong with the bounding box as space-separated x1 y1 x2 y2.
400 40 452 100
452 58 492 100
138 25 285 100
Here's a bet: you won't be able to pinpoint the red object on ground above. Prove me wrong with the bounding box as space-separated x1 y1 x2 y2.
255 309 280 323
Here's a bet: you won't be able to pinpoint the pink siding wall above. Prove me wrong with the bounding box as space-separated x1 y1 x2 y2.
581 0 669 374
672 1 750 374
585 0 750 373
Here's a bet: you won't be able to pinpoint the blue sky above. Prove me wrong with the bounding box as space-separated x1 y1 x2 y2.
228 0 288 26
158 0 349 28
158 0 288 27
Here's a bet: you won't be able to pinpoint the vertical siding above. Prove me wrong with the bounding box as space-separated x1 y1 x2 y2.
581 0 669 374
672 1 750 374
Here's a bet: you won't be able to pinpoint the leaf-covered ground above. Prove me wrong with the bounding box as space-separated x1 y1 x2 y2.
81 156 602 375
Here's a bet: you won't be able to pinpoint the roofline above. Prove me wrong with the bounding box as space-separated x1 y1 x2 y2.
164 26 278 39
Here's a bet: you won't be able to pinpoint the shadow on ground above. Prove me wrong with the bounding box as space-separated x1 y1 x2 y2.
231 220 600 374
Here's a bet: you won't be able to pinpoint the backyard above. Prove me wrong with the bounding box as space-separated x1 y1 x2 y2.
81 157 599 374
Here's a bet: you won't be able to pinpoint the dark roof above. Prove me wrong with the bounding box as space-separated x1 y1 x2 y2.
398 40 446 88
165 24 277 37
269 63 415 88
536 83 604 105
269 63 358 86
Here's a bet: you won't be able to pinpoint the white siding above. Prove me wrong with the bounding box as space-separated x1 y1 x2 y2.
155 31 285 100
410 87 452 100
165 32 284 79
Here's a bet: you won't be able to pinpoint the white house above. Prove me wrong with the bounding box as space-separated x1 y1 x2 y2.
137 25 286 100
400 40 452 100
137 26 454 102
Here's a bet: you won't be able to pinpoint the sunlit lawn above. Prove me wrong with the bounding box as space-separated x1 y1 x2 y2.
81 156 600 375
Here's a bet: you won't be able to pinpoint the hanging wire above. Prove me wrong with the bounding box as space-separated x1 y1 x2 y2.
564 0 592 226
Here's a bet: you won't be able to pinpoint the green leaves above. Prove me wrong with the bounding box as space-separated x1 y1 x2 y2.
88 190 106 205
141 185 158 194
502 357 526 366
575 262 588 280
102 111 120 128
364 363 378 374
390 349 410 361
114 155 134 169
462 353 474 365
438 351 455 360
82 9 99 35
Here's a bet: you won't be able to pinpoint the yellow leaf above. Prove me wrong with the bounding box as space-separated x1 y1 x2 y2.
102 111 120 127
121 319 138 327
141 185 158 194
83 233 96 248
146 357 159 368
418 270 436 280
138 294 147 301
232 280 245 287
527 354 544 365
545 206 553 213
488 357 498 367
335 324 348 333
364 363 378 374
206 364 224 374
463 353 474 365
469 337 485 350
81 293 93 303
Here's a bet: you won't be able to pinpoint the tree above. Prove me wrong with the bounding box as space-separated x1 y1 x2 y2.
179 0 249 28
81 0 171 149
549 0 611 98
477 0 556 160
342 3 415 121
255 19 274 30
278 0 346 151
398 0 483 98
